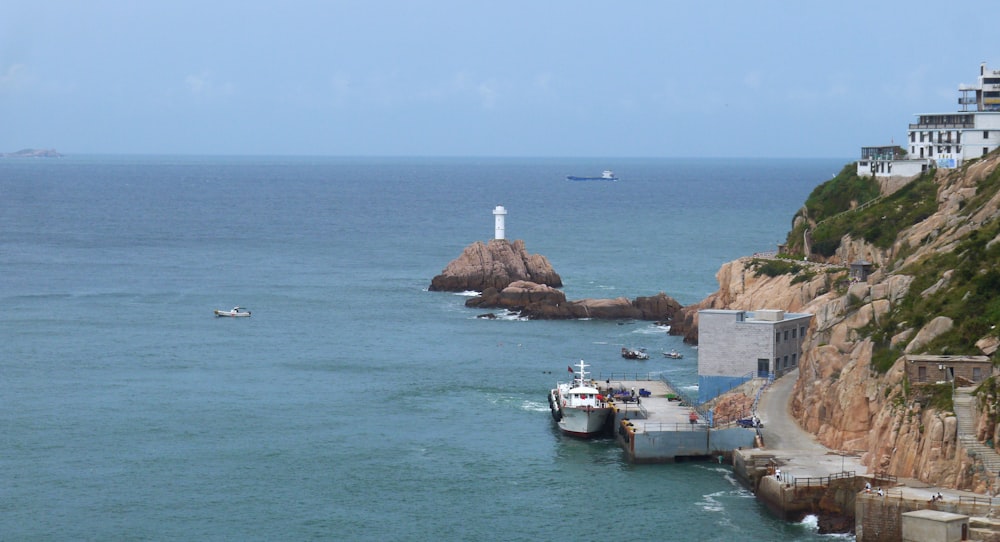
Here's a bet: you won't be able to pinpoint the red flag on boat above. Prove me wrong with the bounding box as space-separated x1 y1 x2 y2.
567 365 574 373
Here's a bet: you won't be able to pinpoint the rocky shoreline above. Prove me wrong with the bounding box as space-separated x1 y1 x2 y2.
430 238 682 322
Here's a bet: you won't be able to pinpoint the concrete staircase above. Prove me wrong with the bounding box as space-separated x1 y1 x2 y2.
954 388 1000 481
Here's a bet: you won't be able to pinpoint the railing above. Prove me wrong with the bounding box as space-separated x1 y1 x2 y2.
813 194 886 229
625 421 709 433
657 373 700 413
595 371 658 382
908 122 975 129
872 471 898 484
792 471 856 488
751 373 772 415
959 495 997 507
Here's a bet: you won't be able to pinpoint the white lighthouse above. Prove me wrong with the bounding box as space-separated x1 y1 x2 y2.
493 205 507 240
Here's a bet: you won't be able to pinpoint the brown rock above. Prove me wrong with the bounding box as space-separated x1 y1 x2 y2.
465 282 682 321
429 239 562 292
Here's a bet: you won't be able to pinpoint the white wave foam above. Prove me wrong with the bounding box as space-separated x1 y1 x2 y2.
697 490 725 512
522 400 549 413
455 290 481 297
632 326 670 335
495 310 528 321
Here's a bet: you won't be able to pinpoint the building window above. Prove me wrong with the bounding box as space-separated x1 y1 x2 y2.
792 353 797 366
985 130 990 139
757 359 770 378
974 367 982 381
791 328 797 339
784 355 789 369
918 366 927 382
784 330 789 341
800 326 805 337
775 332 780 343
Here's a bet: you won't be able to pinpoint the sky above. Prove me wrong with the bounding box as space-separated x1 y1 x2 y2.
1 1 997 158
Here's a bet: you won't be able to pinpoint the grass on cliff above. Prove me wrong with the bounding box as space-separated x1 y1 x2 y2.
785 164 881 255
785 165 938 258
864 181 1000 371
747 258 813 282
915 383 954 413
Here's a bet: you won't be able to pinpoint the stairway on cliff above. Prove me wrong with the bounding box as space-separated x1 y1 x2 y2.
954 387 1000 480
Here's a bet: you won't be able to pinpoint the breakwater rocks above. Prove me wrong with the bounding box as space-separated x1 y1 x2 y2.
466 280 682 321
429 239 561 292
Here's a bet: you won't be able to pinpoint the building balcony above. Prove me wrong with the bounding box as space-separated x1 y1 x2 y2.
909 122 976 129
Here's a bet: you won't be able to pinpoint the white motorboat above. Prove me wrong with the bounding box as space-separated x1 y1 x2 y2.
215 306 251 317
548 360 612 438
662 350 684 359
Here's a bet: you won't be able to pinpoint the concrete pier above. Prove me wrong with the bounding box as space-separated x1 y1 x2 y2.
601 377 756 463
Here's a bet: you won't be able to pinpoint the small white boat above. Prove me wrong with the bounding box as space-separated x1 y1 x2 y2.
548 360 612 438
663 350 684 359
215 306 251 317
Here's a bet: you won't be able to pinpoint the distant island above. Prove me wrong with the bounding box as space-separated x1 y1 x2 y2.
1 148 62 158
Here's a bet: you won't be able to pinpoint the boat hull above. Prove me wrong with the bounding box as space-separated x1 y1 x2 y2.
566 176 618 181
215 310 251 317
556 406 611 437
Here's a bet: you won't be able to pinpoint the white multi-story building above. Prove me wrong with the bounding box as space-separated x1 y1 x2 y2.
697 309 812 404
858 62 1000 178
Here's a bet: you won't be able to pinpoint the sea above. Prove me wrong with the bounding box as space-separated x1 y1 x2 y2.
1 156 855 541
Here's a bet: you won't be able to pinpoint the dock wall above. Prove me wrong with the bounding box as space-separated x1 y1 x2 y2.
614 417 756 463
855 492 996 542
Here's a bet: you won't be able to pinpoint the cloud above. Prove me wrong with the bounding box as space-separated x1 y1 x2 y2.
477 80 498 108
0 63 33 91
183 71 234 99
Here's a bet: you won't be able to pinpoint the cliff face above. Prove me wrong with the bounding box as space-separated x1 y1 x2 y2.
701 151 1000 491
429 239 562 292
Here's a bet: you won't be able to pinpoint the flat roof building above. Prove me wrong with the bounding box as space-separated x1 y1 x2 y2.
697 309 812 404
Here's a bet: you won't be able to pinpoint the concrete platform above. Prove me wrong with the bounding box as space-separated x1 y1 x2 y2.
605 378 756 463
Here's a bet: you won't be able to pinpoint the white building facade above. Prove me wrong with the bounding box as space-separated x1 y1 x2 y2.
697 309 812 404
858 63 1000 178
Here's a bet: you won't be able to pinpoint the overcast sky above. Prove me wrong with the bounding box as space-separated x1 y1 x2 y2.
2 1 997 158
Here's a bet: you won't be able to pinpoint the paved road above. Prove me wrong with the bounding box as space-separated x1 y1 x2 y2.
754 369 987 501
758 368 827 452
755 368 865 478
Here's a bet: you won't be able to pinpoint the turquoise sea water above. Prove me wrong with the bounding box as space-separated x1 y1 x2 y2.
2 156 854 541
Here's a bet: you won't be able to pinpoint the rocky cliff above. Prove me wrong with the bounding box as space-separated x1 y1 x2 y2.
698 151 1000 492
429 239 562 292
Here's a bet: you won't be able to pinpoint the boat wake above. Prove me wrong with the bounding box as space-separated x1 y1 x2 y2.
632 325 671 335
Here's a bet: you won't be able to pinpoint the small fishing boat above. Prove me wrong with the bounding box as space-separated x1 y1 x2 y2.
621 347 649 360
663 350 684 359
215 306 251 317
